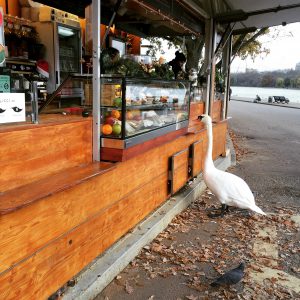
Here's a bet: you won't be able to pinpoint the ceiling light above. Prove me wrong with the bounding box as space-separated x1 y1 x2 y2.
58 27 75 37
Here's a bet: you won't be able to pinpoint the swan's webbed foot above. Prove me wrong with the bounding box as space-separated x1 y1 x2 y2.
207 212 222 218
207 204 228 218
238 209 252 217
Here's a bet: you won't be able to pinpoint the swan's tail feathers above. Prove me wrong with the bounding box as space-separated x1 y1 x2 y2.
251 205 266 215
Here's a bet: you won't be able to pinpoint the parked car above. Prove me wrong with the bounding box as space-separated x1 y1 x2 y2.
268 96 289 104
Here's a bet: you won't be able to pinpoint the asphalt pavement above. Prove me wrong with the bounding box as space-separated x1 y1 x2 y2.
94 101 300 300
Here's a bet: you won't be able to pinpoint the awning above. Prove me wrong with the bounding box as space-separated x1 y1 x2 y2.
216 0 300 30
32 0 300 36
31 0 91 18
32 0 205 37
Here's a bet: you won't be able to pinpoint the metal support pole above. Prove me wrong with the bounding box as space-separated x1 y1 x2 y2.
209 20 216 117
92 0 101 161
225 34 232 119
31 81 39 124
5 0 8 14
203 19 212 115
222 32 232 120
203 18 216 116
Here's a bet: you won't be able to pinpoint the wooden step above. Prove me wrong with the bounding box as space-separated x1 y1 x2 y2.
0 162 115 215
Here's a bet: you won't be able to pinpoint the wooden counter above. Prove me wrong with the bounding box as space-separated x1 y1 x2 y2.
0 114 93 192
0 112 227 299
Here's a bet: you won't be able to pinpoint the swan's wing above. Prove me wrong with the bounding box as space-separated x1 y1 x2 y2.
207 169 255 208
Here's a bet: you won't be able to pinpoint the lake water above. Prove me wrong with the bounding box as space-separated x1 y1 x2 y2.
231 86 300 104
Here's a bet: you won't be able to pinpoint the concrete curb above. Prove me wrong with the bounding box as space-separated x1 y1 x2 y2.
231 98 300 109
62 155 232 300
226 133 236 166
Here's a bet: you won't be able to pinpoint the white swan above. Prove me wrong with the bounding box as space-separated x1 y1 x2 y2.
199 114 266 217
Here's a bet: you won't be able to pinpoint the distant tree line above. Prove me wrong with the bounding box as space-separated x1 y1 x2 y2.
231 69 300 89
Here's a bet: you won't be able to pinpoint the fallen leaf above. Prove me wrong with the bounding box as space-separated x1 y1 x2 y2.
151 243 163 253
185 295 198 300
250 265 264 273
270 277 278 284
125 281 134 294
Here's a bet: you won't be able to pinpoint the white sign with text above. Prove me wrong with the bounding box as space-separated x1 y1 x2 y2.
0 93 26 124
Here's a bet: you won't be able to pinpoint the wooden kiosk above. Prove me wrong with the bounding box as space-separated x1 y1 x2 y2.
0 1 229 299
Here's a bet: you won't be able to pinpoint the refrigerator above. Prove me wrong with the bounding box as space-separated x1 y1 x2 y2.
33 21 82 94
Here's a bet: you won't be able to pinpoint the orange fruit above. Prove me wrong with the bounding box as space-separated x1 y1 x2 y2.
111 110 120 119
126 111 133 120
102 124 113 135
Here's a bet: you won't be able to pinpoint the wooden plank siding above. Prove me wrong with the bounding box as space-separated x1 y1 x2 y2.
0 118 93 192
190 139 204 177
0 174 168 300
189 102 205 122
170 148 189 194
212 100 222 122
0 121 227 299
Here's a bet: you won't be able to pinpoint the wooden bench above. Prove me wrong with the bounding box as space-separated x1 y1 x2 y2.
272 96 289 103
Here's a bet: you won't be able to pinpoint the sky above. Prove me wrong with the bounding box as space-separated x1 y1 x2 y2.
231 22 300 73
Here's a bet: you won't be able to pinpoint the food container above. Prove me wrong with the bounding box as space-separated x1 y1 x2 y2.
64 107 84 115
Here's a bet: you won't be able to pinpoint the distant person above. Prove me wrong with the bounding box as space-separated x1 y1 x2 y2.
168 51 186 79
229 88 232 100
126 43 133 55
256 94 261 101
100 47 120 74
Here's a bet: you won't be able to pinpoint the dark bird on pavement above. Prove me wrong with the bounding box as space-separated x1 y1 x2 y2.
210 262 245 287
0 108 6 113
11 106 23 112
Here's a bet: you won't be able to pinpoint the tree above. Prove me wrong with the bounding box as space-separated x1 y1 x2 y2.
231 28 270 62
276 77 284 88
261 74 275 87
284 77 291 88
144 27 270 81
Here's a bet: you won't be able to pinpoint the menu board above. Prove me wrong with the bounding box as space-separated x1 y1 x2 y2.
0 93 26 124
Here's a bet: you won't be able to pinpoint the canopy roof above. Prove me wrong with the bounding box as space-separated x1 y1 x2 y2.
33 0 300 36
217 0 300 30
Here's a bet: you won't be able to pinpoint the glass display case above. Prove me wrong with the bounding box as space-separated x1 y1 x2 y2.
101 76 190 149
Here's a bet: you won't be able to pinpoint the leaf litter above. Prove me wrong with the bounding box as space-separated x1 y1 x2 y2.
97 132 299 300
108 185 299 299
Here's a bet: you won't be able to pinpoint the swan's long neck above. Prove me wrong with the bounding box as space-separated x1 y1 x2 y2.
204 122 215 171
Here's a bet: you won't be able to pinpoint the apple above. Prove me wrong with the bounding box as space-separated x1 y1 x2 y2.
113 97 122 107
105 116 116 125
104 111 110 117
133 115 142 121
112 123 122 135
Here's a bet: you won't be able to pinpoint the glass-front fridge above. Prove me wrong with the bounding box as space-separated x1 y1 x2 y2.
33 21 82 94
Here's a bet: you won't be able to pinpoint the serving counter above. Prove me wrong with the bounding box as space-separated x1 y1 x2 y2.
0 74 228 300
